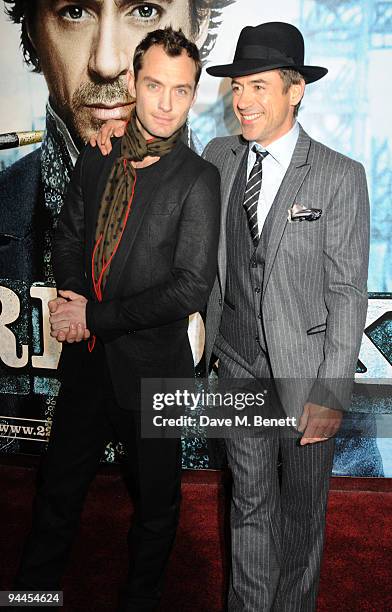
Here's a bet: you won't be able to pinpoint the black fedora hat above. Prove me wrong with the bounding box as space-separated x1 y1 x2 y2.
206 22 327 84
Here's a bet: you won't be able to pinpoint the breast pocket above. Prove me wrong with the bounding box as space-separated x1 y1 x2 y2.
147 203 180 280
282 218 323 255
148 198 180 243
148 200 179 216
285 218 323 232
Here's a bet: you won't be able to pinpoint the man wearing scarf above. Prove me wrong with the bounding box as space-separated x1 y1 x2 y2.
14 28 220 611
1 0 232 470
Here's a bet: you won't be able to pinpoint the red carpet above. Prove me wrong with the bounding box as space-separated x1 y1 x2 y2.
1 459 391 611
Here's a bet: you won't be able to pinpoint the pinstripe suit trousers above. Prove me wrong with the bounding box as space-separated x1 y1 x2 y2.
217 347 335 612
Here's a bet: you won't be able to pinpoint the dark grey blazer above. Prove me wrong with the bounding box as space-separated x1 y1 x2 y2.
53 138 221 410
204 125 370 413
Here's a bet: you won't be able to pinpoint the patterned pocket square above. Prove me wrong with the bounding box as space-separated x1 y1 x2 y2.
287 203 322 223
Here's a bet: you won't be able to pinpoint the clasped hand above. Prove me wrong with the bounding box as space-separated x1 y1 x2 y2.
49 290 90 343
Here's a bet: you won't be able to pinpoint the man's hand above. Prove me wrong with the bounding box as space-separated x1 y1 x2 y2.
49 295 81 342
48 295 67 314
49 290 90 343
89 119 127 155
298 402 342 445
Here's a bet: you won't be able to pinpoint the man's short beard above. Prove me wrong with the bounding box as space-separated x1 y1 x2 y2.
135 109 186 141
67 79 134 143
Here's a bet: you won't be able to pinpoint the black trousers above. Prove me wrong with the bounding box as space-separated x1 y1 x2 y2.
15 341 182 611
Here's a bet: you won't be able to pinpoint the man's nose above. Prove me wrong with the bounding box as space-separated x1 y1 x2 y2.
88 19 129 81
158 89 173 112
237 88 253 109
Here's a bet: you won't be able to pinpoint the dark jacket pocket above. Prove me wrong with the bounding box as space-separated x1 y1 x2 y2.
149 201 179 215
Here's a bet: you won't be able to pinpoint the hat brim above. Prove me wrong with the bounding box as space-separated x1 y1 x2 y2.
206 60 327 84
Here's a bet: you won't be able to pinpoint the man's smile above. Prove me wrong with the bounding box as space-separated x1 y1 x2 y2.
152 114 175 124
240 112 263 124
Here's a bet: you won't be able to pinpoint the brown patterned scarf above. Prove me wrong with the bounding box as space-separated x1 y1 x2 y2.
92 107 182 300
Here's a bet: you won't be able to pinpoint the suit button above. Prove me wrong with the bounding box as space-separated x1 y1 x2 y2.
218 298 222 306
255 335 259 342
255 286 261 293
258 314 262 319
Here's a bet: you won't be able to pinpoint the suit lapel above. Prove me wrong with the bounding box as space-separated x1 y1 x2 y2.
102 154 169 299
262 126 311 298
218 138 248 295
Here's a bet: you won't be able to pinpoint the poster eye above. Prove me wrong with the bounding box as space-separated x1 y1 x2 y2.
130 5 160 21
61 6 86 20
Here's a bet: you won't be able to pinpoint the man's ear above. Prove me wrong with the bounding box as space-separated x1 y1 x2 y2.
127 70 136 99
290 79 305 107
194 9 211 49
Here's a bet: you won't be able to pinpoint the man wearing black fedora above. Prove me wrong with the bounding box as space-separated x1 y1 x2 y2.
202 21 369 611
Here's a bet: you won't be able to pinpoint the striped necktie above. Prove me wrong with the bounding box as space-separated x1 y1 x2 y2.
243 146 269 246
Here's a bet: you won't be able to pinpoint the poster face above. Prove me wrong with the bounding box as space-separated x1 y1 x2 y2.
0 0 391 475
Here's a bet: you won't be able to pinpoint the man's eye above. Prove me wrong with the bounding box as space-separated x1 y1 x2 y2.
59 5 90 21
130 4 161 22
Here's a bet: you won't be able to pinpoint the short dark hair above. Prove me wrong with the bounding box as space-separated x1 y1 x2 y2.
4 0 235 73
133 27 202 88
279 68 305 118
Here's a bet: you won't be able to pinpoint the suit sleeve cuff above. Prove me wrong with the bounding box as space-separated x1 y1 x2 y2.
307 379 349 412
86 300 98 334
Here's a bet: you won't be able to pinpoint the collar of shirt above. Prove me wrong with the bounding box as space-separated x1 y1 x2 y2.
46 101 80 167
247 121 300 178
246 121 300 236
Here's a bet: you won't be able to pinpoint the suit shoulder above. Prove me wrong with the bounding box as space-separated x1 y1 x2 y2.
203 134 245 170
204 135 243 155
309 137 365 175
179 141 220 179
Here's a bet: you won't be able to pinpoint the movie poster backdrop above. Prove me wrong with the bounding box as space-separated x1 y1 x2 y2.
0 0 391 474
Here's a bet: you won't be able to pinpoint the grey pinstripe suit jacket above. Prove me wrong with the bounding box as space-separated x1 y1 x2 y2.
204 125 369 410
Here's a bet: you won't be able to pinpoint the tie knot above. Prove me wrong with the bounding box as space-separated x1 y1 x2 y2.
252 145 269 162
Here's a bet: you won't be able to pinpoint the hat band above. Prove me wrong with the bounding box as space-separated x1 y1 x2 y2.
237 45 297 65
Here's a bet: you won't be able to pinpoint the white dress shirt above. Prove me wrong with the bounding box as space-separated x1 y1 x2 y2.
247 121 300 235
